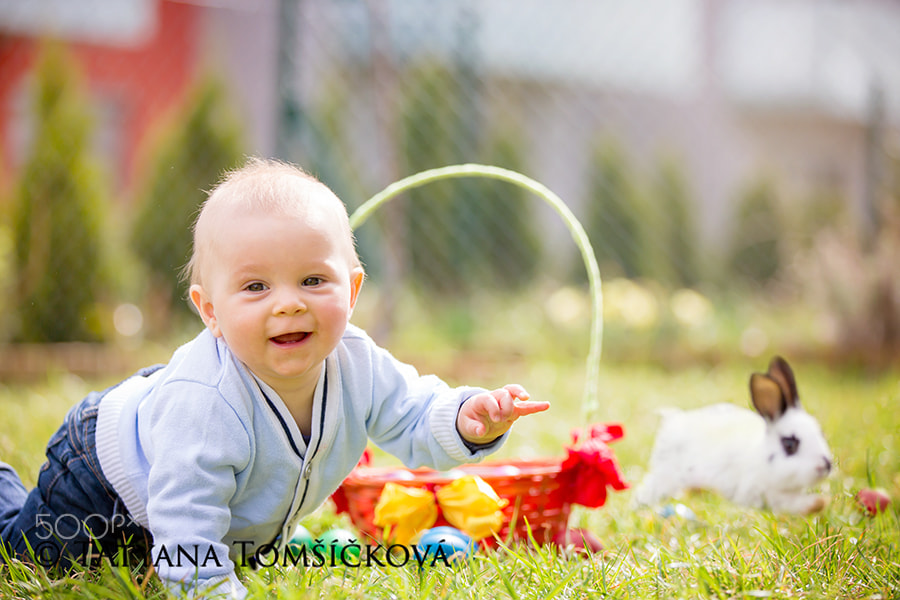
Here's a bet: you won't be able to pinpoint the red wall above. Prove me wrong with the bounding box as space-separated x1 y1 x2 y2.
0 0 198 193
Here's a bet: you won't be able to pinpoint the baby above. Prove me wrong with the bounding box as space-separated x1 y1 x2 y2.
0 158 548 597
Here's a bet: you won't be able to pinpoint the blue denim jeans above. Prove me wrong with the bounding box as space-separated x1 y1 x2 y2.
0 370 158 569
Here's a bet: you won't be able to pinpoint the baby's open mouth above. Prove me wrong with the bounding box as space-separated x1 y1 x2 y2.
270 332 310 345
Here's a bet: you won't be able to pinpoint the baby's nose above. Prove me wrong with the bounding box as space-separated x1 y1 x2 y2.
274 289 306 314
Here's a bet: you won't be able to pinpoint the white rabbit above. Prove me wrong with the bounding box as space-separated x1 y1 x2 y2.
634 356 832 515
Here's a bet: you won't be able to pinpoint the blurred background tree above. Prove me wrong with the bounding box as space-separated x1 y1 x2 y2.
304 77 363 212
472 125 539 290
796 152 900 362
130 77 244 336
584 139 655 280
0 149 12 342
400 60 469 296
652 154 702 288
11 42 111 343
398 61 541 298
726 177 784 286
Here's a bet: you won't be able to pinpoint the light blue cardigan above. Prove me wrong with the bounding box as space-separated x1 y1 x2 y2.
95 324 502 597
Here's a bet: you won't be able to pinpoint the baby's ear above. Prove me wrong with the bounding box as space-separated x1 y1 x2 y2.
349 268 365 310
190 284 222 337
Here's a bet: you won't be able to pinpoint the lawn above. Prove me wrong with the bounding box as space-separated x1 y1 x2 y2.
0 341 898 598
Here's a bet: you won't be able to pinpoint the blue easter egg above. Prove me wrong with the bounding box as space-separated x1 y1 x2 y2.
657 504 676 518
417 527 473 565
657 503 696 521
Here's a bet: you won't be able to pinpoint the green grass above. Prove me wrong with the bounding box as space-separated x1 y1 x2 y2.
1 352 898 598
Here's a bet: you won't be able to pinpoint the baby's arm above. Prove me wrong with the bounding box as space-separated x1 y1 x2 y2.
144 385 250 598
456 384 549 445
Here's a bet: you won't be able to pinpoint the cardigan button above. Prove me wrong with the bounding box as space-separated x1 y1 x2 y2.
304 463 313 478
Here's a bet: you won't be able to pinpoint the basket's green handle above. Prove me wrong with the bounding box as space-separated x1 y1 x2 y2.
349 164 602 420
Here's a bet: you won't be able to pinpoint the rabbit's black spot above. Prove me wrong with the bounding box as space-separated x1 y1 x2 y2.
781 435 800 456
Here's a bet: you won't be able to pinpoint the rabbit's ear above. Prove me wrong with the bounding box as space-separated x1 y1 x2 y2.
767 356 799 408
750 372 787 422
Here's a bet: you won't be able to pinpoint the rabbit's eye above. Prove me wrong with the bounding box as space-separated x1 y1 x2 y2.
781 435 800 456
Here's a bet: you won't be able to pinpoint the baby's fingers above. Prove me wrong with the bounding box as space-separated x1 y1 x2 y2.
489 387 548 421
512 399 550 417
502 383 530 401
490 387 532 420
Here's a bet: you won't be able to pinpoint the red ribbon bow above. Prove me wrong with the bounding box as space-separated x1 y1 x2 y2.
558 423 629 508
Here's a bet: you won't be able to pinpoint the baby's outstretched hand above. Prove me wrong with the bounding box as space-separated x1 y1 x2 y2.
457 384 549 445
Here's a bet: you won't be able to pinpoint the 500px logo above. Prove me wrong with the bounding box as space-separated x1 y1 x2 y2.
33 512 138 541
26 512 147 568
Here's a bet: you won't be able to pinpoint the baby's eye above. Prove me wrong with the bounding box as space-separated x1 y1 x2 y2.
245 282 267 293
780 435 800 456
302 277 323 287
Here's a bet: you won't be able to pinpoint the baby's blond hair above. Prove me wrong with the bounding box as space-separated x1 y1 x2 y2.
185 157 360 286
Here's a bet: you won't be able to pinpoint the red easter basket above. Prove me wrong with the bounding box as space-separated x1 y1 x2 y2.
334 458 572 545
333 423 628 545
334 166 625 545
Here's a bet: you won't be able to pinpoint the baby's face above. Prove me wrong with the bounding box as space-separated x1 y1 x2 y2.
190 192 363 394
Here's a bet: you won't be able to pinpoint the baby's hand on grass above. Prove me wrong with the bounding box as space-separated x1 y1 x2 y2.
457 384 549 445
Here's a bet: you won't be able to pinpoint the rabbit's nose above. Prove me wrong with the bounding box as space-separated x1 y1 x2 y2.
820 457 832 475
